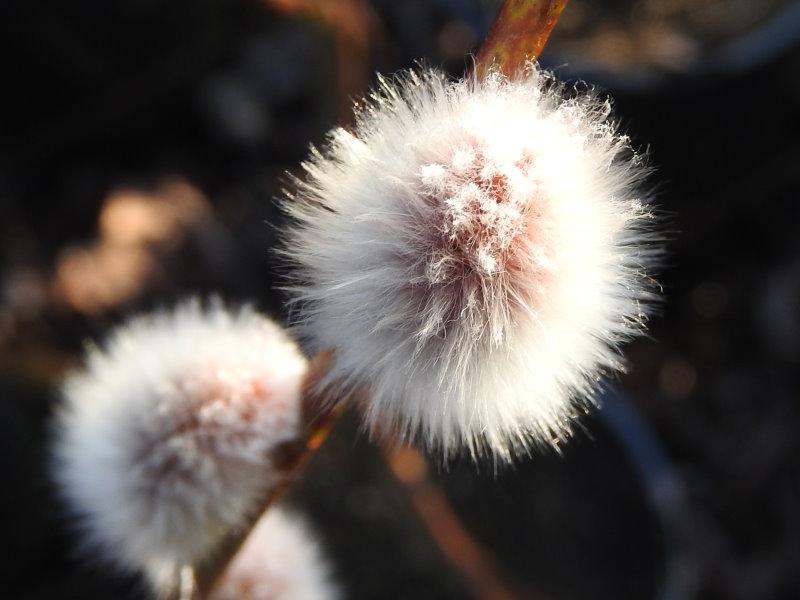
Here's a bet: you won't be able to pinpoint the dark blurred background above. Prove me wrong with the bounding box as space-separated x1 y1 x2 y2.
1 1 800 599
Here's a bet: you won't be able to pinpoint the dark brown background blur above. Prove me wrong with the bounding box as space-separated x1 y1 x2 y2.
2 1 800 599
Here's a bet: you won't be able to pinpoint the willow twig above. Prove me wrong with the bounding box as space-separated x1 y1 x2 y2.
474 0 569 79
384 446 520 600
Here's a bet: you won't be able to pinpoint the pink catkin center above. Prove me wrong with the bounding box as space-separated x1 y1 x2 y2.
393 138 559 346
131 367 290 484
414 141 550 289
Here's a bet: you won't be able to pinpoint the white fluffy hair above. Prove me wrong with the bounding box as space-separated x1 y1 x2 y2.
52 299 308 589
282 64 659 460
212 508 338 600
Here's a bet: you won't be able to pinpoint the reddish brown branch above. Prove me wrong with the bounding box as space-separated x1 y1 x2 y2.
385 446 519 600
474 0 569 79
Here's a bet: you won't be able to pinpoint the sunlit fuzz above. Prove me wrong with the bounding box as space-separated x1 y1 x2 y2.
52 300 308 589
283 64 659 460
212 508 338 600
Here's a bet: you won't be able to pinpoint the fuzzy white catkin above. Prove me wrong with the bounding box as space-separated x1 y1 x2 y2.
52 299 308 589
212 508 338 600
283 64 659 460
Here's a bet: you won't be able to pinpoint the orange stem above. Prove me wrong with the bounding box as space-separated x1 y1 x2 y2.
385 446 519 600
473 0 569 79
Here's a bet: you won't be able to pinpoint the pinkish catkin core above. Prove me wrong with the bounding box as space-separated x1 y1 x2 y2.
415 139 551 315
132 366 293 496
